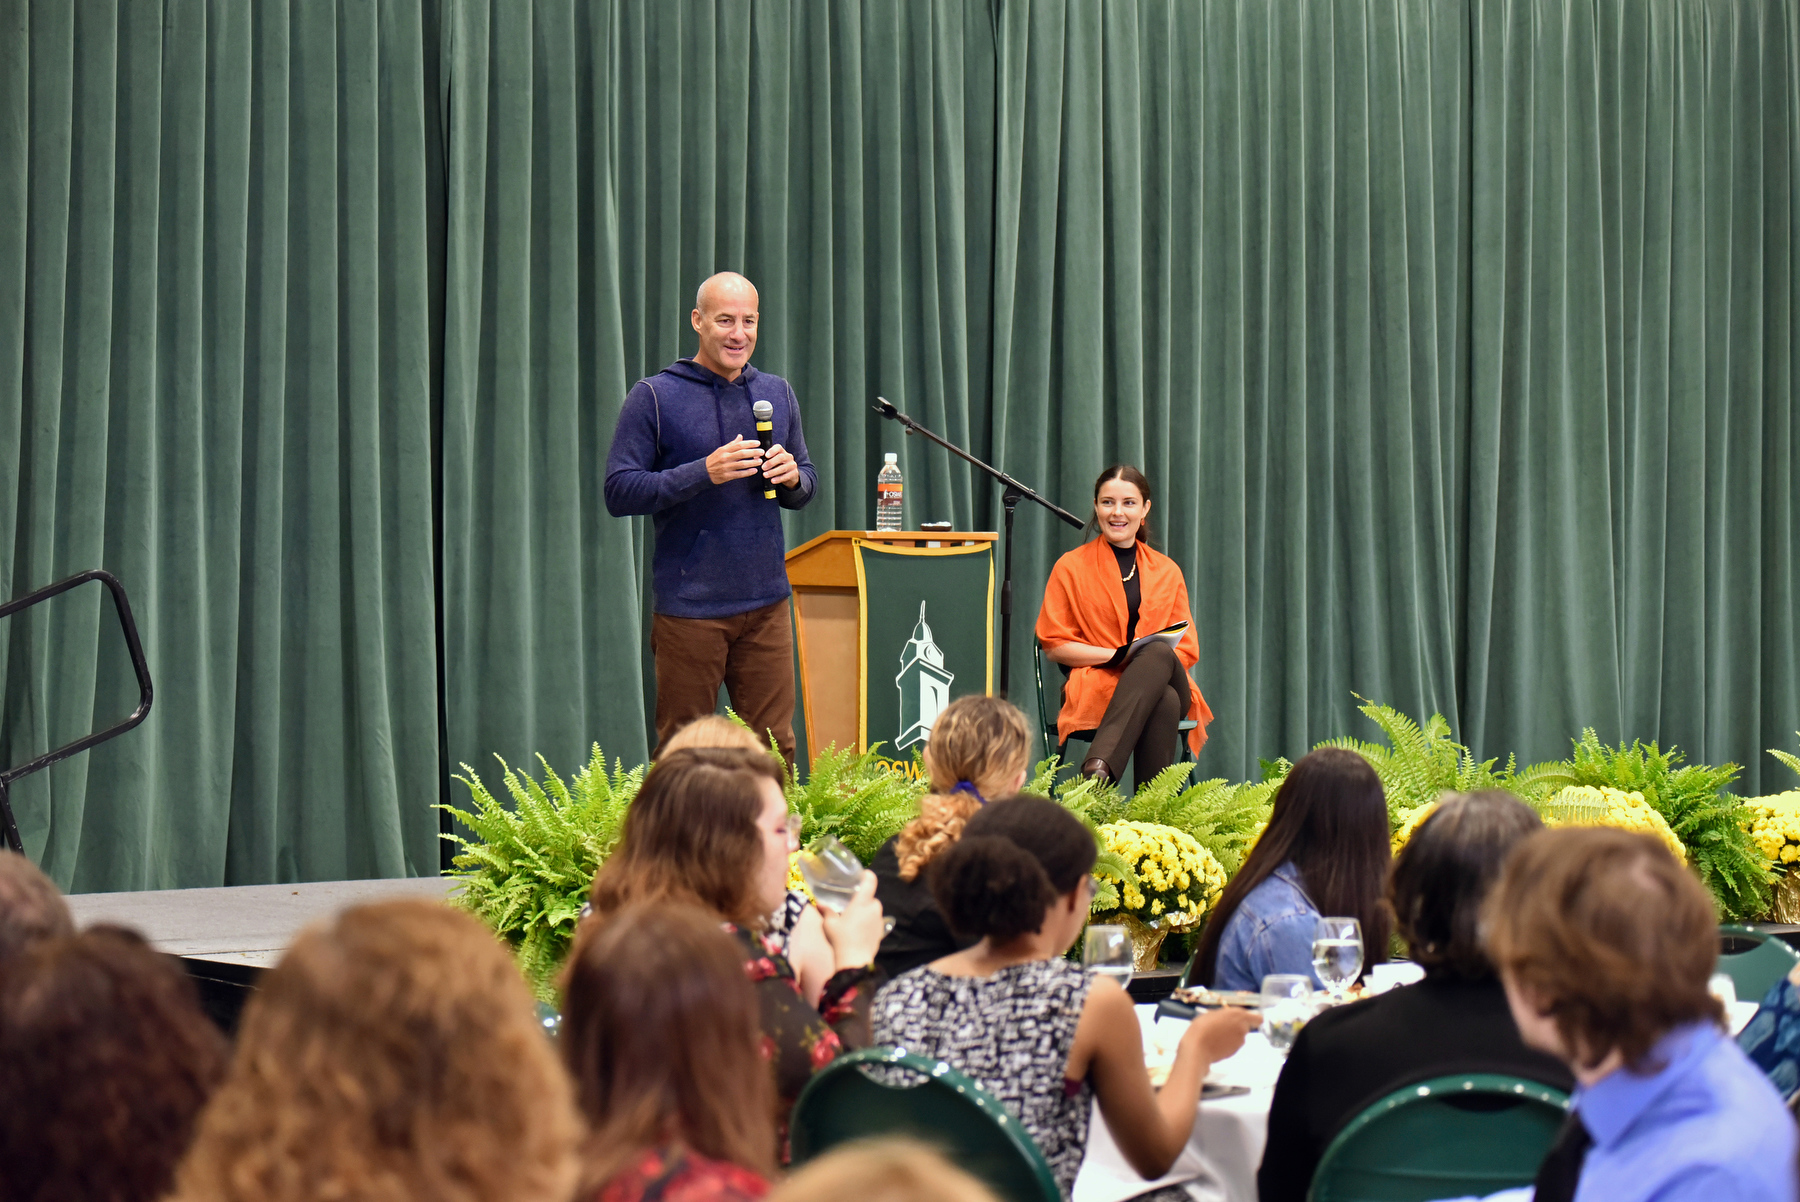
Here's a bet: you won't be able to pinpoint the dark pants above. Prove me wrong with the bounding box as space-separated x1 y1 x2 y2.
652 599 797 771
1085 640 1191 785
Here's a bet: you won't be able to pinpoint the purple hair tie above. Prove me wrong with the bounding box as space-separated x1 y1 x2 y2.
950 780 986 805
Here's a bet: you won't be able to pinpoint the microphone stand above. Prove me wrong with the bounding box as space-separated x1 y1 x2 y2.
872 397 1083 699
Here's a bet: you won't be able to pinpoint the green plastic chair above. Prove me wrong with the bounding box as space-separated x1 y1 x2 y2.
1031 641 1193 775
1718 925 1800 1003
1308 1073 1570 1202
789 1047 1061 1202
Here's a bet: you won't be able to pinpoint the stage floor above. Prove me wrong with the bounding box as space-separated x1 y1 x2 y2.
65 876 460 968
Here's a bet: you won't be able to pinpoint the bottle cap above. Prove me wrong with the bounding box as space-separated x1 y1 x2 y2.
884 452 897 463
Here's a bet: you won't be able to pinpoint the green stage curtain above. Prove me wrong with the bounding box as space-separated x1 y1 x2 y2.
0 0 442 888
4 0 1798 890
990 0 1473 779
1465 0 1800 792
438 0 995 778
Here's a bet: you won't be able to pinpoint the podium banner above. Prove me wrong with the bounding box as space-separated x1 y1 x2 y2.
853 539 995 772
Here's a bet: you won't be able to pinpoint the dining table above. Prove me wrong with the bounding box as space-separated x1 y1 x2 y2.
1072 1004 1285 1202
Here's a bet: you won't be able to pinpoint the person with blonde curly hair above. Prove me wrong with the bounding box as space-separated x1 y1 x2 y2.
870 695 1033 979
166 899 582 1202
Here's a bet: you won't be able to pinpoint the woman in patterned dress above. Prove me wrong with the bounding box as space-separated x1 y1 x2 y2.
871 797 1258 1199
587 748 887 1128
562 903 777 1202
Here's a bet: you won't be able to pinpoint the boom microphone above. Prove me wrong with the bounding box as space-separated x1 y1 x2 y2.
753 399 776 499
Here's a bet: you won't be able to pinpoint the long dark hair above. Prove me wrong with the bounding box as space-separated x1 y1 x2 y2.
1087 464 1155 547
1192 748 1392 986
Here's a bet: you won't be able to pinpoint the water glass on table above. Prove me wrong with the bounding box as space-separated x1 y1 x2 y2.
1312 916 1364 1002
1084 924 1134 990
795 833 896 933
1260 974 1315 1053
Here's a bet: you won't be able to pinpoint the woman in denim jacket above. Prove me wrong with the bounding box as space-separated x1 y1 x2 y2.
1190 749 1392 992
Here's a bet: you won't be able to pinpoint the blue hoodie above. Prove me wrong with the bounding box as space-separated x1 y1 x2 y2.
604 359 817 619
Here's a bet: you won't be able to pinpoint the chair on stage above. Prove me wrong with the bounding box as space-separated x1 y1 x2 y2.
1307 1073 1569 1202
789 1046 1061 1202
1031 643 1193 781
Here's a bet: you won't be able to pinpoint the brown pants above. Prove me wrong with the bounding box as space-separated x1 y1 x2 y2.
1085 640 1191 787
652 599 797 771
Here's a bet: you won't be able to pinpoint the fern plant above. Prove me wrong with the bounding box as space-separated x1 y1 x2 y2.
439 744 643 1000
1123 769 1279 876
1313 698 1501 827
1771 733 1800 784
785 742 926 865
1563 730 1770 922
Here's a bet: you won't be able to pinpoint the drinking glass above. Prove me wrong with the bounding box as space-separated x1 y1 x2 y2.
1260 974 1314 1053
795 834 896 934
1312 916 1364 1001
1084 925 1134 990
796 835 864 913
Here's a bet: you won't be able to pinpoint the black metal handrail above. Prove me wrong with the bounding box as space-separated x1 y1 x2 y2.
0 570 155 854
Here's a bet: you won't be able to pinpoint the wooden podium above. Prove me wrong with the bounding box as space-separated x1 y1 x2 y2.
786 531 997 767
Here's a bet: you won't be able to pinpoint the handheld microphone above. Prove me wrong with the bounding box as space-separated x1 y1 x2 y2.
753 399 776 499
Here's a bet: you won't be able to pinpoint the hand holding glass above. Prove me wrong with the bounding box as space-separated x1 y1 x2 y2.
797 834 895 934
1312 916 1364 1001
1084 925 1134 990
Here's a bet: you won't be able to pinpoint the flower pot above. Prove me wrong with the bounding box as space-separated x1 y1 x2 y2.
1118 913 1170 973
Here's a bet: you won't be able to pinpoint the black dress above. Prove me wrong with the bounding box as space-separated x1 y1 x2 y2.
871 836 975 980
1256 972 1576 1202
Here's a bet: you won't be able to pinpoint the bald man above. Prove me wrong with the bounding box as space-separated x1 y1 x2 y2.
604 273 816 767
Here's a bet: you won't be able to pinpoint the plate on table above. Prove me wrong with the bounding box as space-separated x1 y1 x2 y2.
1171 987 1268 1010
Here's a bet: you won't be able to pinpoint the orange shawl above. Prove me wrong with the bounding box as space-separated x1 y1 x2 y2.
1035 537 1212 757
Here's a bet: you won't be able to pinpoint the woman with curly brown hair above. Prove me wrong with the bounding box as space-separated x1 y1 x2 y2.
0 924 228 1202
869 695 1033 979
587 747 886 1128
167 899 581 1202
562 903 776 1201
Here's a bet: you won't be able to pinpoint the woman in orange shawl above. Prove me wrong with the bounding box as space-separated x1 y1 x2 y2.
1035 465 1212 784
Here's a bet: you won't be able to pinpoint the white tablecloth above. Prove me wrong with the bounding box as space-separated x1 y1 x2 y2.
1072 1006 1284 1202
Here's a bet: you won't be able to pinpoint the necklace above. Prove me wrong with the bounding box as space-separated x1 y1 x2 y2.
1115 544 1138 582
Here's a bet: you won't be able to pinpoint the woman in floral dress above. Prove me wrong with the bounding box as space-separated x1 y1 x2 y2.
587 747 887 1124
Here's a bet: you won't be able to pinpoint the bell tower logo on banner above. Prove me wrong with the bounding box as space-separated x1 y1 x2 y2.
894 601 954 750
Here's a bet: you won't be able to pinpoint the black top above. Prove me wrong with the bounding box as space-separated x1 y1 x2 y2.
871 836 975 980
1111 540 1141 642
1256 973 1576 1202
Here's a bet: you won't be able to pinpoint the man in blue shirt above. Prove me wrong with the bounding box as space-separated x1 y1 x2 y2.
1452 827 1796 1202
604 273 816 768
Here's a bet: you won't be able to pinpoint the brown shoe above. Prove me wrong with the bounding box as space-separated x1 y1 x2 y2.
1080 757 1113 785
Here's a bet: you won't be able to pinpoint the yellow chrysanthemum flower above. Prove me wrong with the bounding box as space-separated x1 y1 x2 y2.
1092 820 1228 929
1744 791 1800 873
1542 786 1686 863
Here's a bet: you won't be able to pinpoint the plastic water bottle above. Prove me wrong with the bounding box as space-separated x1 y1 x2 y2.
875 453 903 531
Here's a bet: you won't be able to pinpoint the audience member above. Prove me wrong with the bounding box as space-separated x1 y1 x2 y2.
1256 791 1574 1202
872 695 1033 978
1190 747 1391 991
588 748 886 1124
659 715 835 1005
167 900 580 1202
1739 961 1800 1104
0 848 72 965
562 903 775 1202
0 925 227 1202
770 1139 1001 1202
871 797 1258 1199
1474 827 1797 1202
